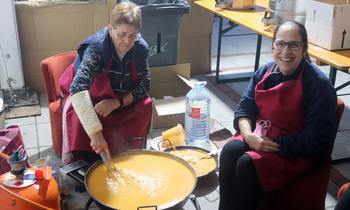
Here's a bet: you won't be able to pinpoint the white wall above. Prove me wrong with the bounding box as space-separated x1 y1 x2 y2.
0 0 24 90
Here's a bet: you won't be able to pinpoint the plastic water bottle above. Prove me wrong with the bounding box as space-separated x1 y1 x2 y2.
185 81 211 143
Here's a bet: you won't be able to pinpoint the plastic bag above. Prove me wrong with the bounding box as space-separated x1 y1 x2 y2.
0 125 31 175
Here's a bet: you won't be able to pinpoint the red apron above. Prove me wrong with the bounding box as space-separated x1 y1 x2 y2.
231 63 316 191
60 59 152 155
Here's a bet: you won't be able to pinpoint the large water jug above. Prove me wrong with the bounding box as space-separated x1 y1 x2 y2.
185 81 211 143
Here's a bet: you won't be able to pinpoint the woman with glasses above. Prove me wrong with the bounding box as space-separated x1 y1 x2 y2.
219 20 337 210
59 1 152 164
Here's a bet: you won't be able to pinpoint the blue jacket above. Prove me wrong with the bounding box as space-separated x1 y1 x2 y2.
72 26 150 102
234 60 337 165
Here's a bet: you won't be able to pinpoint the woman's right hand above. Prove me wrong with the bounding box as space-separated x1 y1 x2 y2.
244 131 279 153
90 131 112 160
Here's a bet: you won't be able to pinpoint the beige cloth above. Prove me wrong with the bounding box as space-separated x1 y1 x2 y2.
70 90 102 136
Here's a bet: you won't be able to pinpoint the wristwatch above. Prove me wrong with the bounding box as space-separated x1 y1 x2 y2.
119 97 124 107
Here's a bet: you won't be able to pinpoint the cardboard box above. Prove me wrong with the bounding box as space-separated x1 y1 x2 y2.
15 1 108 92
149 63 192 129
15 0 212 92
178 34 212 75
179 0 214 75
305 0 350 50
180 0 214 39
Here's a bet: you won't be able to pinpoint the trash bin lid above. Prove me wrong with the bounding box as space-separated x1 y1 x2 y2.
131 0 190 15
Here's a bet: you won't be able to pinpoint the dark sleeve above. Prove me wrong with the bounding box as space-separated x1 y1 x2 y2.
273 63 337 158
130 59 150 102
233 63 272 131
69 45 104 96
130 40 150 102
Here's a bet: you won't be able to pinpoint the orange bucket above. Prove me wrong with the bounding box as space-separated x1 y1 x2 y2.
162 124 186 147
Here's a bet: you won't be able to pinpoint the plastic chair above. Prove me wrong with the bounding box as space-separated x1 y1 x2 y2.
40 52 77 156
258 98 345 210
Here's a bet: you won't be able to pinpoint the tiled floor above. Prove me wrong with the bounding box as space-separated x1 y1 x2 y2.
2 16 350 209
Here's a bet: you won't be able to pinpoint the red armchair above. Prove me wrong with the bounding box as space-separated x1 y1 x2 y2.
40 52 77 156
338 182 350 200
258 98 345 210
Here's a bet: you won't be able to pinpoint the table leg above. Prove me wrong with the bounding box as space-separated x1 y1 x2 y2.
215 17 223 83
215 18 255 84
332 157 350 164
328 66 350 91
329 66 337 86
336 81 350 92
254 34 262 72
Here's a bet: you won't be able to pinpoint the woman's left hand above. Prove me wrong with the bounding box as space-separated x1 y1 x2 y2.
245 132 279 153
94 98 120 117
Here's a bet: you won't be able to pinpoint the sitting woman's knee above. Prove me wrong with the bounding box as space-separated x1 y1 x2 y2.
236 154 257 177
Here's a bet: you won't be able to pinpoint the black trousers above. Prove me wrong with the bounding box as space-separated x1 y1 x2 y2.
219 140 262 210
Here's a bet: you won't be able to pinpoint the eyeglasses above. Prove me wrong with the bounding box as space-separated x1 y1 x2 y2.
116 33 138 41
273 41 305 51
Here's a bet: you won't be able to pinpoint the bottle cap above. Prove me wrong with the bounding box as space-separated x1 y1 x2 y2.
35 169 44 179
194 81 207 88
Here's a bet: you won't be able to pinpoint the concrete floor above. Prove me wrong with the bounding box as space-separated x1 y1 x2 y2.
2 16 350 210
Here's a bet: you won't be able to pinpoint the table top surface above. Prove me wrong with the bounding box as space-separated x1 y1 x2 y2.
194 0 350 72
